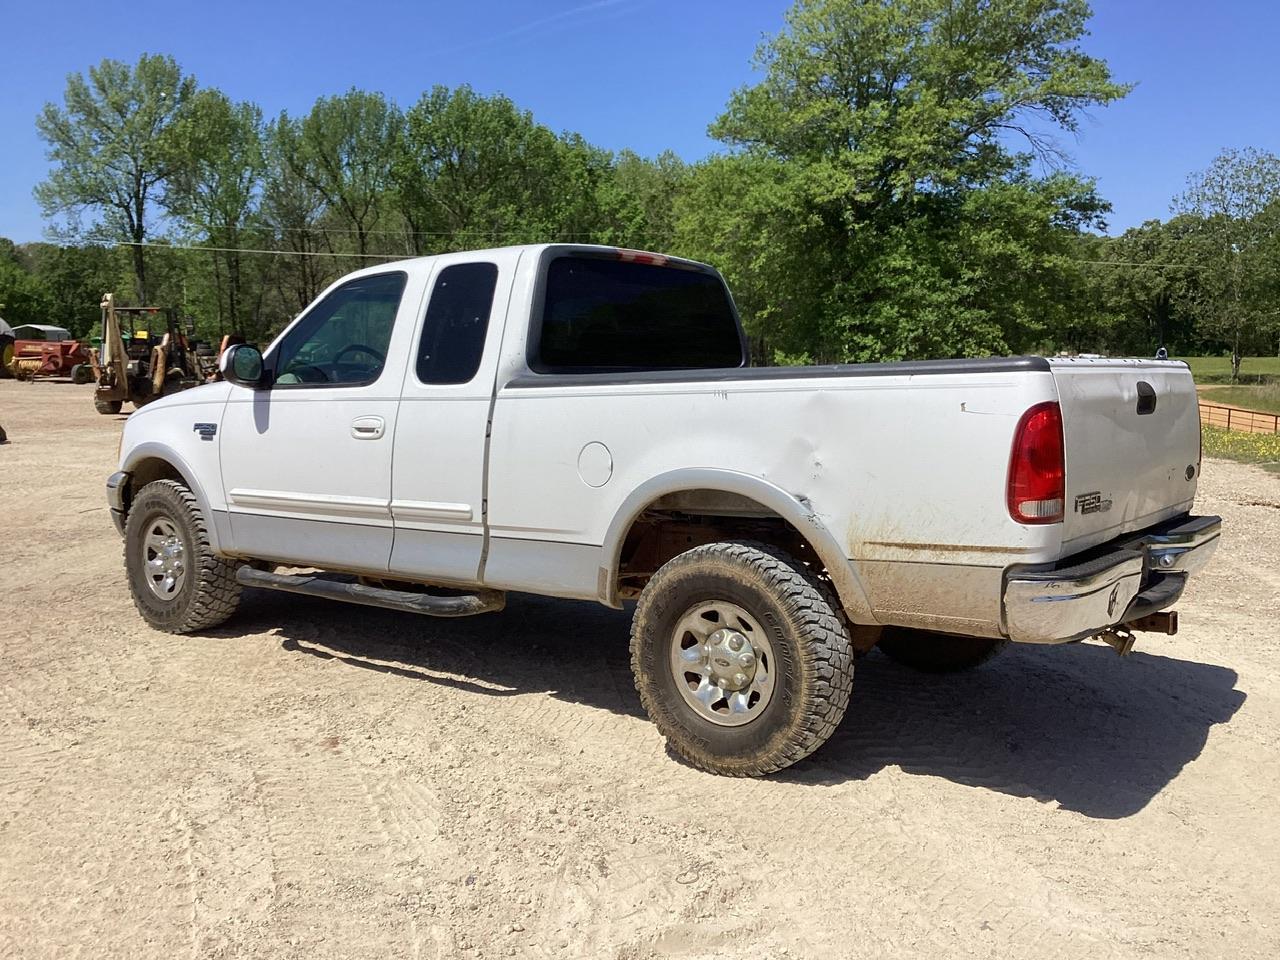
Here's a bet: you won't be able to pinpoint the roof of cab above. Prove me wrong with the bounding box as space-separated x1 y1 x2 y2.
340 243 714 280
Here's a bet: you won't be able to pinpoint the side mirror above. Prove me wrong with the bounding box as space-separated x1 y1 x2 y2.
220 343 266 388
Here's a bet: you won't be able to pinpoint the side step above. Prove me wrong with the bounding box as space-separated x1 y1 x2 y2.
236 567 505 618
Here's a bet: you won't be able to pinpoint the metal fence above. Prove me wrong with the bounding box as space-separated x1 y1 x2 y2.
1199 401 1280 435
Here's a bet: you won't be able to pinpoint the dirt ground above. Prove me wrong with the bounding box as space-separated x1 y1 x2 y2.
1 379 1278 960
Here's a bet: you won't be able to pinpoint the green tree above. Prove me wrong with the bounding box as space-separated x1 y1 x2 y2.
35 54 196 302
19 241 123 337
0 248 56 327
165 90 266 333
393 85 590 252
679 0 1129 362
1076 218 1205 357
1172 147 1280 379
595 150 688 251
261 117 334 315
275 91 402 257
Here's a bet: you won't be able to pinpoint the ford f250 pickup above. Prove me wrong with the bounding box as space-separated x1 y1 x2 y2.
107 244 1221 775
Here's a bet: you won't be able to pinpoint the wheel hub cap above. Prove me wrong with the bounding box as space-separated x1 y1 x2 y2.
144 518 187 600
705 628 757 691
669 601 776 727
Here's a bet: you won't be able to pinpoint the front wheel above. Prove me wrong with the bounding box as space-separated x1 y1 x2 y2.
630 540 855 776
124 479 241 633
876 627 1009 673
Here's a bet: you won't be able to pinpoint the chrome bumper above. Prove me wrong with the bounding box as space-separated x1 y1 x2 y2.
1004 515 1221 644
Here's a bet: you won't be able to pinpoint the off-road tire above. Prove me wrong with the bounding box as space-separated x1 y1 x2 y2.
124 479 241 633
876 627 1009 673
630 540 855 776
94 397 123 415
0 335 14 378
71 363 94 385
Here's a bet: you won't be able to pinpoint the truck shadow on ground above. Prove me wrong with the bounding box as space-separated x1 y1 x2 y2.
228 589 1245 820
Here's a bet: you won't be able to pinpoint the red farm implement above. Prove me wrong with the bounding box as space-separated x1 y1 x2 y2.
8 336 93 382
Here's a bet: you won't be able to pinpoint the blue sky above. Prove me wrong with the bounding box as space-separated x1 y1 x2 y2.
1 0 1276 243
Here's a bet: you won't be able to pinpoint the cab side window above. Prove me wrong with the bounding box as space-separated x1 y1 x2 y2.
416 263 499 385
273 272 407 387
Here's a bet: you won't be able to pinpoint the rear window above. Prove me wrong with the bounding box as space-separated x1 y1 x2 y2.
531 255 744 373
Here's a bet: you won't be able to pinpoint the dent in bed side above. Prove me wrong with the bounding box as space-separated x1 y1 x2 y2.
599 467 879 624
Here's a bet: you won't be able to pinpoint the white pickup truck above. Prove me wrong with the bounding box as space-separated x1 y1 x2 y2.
108 244 1221 775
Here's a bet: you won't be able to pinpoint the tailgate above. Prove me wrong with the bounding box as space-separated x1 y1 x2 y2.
1050 358 1201 553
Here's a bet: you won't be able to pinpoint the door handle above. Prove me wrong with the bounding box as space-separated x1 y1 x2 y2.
1136 381 1157 415
351 416 385 439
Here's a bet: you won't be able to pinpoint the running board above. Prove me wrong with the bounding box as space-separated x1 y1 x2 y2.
235 567 505 618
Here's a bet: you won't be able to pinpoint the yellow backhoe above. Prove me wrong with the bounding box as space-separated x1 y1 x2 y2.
91 294 208 414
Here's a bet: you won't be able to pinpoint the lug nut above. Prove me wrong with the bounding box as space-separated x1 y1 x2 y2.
728 635 744 652
739 653 754 667
733 672 747 687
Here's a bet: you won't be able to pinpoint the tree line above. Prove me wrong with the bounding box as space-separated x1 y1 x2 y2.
2 0 1278 378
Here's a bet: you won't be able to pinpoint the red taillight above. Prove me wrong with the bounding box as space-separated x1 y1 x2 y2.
1007 401 1065 524
615 248 669 267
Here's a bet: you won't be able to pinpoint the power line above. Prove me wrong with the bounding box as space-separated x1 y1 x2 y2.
116 240 416 260
114 238 649 258
117 240 1216 271
1075 258 1208 269
268 225 603 239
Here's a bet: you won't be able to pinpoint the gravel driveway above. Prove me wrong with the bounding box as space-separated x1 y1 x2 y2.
1 380 1276 959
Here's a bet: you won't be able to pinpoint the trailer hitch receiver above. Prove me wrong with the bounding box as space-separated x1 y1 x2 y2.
1128 611 1178 635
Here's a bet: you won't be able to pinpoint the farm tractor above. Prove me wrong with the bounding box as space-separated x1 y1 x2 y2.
91 294 207 415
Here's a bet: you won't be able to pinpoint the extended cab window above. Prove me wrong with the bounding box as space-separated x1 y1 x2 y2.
416 263 499 385
532 255 744 372
273 272 407 387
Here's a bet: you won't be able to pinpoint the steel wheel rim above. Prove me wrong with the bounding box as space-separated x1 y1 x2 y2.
668 601 776 727
143 517 187 601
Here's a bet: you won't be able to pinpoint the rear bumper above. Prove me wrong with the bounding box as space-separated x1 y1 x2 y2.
1003 514 1221 644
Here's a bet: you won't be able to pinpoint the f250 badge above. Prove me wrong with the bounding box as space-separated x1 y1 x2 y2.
1074 491 1113 515
193 423 218 441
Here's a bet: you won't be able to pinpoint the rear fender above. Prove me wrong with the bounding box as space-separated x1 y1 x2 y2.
600 468 877 624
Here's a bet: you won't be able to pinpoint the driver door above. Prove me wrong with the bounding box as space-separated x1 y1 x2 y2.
219 269 422 573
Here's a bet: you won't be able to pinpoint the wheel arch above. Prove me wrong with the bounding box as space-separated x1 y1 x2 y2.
600 468 876 624
121 442 225 554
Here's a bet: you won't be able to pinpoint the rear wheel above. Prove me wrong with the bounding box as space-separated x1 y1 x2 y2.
124 479 241 633
94 396 123 415
630 540 855 776
876 627 1009 673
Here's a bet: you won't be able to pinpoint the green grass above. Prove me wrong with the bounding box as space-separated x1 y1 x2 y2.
1183 356 1280 385
1201 425 1280 471
1198 383 1280 415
